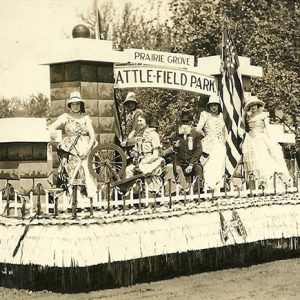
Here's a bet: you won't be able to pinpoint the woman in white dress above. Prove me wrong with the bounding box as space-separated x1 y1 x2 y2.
49 91 97 199
196 94 226 190
242 96 291 187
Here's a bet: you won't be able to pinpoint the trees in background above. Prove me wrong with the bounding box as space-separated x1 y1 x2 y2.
0 93 50 118
169 0 299 153
81 0 188 140
0 99 15 118
82 0 299 152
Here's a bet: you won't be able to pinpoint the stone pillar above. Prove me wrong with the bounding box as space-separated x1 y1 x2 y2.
49 61 117 180
50 61 115 141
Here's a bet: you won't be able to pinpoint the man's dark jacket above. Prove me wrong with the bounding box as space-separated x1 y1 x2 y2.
164 129 204 167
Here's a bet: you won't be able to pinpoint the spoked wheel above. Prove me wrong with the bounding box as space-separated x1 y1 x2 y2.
88 143 127 183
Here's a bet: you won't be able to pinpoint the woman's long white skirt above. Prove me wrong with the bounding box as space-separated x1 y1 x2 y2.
202 137 226 190
242 131 291 185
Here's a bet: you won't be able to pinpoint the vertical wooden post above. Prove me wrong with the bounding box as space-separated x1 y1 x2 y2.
168 179 172 209
106 181 110 214
261 184 265 196
21 197 26 219
138 180 142 212
72 185 77 218
29 191 33 215
153 193 157 210
45 191 49 214
224 175 228 199
0 188 3 214
237 185 241 198
273 172 277 195
181 189 185 206
122 193 126 213
90 197 94 217
36 183 42 216
5 183 10 217
197 177 201 205
13 191 17 217
203 184 208 199
54 195 58 217
97 183 102 209
249 173 253 198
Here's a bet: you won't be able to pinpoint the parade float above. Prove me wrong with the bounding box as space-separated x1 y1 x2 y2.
0 25 299 292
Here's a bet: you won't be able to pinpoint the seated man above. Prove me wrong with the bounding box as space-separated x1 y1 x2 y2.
163 111 208 194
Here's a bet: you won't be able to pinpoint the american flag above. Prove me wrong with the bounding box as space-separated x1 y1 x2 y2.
220 25 245 179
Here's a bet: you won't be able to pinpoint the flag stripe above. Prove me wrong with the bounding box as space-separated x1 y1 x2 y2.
234 72 244 101
220 25 245 179
225 73 240 125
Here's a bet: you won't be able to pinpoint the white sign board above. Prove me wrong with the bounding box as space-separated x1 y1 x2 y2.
125 48 195 68
0 118 50 143
268 124 295 144
114 65 217 96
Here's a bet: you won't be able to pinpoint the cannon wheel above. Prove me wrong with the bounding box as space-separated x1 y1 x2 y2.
88 143 127 182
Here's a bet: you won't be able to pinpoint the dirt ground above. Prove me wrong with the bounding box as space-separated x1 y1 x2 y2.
1 258 299 300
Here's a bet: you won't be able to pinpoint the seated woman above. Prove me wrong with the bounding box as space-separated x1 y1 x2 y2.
125 111 164 193
242 95 291 187
49 91 97 200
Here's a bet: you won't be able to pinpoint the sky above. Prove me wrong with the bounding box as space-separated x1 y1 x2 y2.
0 0 165 99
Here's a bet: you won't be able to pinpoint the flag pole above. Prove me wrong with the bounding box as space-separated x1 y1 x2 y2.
219 20 246 182
220 21 225 74
95 0 99 39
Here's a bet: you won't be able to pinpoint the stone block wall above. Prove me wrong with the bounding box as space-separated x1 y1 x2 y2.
50 61 116 142
49 61 118 182
0 143 50 195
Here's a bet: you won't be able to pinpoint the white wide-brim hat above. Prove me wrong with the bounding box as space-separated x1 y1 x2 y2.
124 92 138 105
67 91 85 107
244 95 265 111
206 94 221 107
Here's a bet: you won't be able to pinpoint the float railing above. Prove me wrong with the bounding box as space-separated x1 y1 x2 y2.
0 172 299 219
